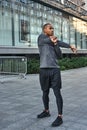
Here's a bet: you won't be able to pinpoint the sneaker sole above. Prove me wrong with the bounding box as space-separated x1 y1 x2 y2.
51 121 63 127
37 114 51 118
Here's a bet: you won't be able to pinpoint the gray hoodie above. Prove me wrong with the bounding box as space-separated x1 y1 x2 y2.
38 33 70 68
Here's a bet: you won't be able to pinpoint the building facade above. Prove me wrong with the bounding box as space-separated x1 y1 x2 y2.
0 0 87 56
83 0 87 10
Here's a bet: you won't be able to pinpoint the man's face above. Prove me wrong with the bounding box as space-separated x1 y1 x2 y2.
44 24 54 36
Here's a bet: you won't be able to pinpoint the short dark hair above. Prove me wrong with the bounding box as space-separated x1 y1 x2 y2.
42 23 51 30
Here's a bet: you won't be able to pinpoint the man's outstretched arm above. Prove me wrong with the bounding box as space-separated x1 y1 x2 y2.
58 40 77 53
50 36 77 53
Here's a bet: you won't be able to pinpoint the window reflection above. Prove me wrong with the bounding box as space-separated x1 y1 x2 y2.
62 18 69 43
20 20 29 42
0 0 87 49
69 17 76 46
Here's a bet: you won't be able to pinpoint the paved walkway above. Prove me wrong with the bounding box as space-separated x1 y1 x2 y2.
0 67 87 130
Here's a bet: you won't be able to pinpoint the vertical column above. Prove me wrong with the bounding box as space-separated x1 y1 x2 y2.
61 16 63 41
11 0 15 46
75 29 77 48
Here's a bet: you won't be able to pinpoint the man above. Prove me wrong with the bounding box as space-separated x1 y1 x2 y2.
37 23 77 127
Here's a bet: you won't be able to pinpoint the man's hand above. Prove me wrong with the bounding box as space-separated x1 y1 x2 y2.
50 36 58 45
70 45 77 53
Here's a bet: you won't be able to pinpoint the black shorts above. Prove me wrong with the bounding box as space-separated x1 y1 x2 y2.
39 68 62 91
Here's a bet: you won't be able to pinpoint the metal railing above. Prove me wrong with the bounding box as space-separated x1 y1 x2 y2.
0 56 27 75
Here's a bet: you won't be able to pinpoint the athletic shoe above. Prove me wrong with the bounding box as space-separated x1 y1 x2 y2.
37 110 51 118
51 116 63 127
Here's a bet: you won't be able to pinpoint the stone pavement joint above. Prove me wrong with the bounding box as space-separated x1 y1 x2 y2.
0 67 87 130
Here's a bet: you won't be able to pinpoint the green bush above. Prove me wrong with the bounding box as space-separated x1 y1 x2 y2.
27 58 40 74
27 57 87 74
59 57 87 70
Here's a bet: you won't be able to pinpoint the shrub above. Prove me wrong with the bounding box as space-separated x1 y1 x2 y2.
59 57 87 70
27 57 87 74
27 58 40 74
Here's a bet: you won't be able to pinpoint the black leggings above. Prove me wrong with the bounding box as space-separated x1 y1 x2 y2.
40 68 63 115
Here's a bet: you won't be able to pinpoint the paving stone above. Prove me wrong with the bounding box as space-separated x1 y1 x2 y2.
0 67 87 130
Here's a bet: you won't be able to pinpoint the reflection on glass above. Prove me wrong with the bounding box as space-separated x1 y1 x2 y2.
62 18 69 43
0 0 87 49
20 20 29 42
69 17 75 46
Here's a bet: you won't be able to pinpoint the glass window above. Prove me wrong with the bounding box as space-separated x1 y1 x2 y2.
82 33 87 49
75 19 82 49
81 23 87 49
62 18 69 43
0 11 12 46
31 34 38 47
69 17 75 46
0 0 87 49
76 31 81 49
14 13 19 46
54 16 62 40
19 19 29 41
